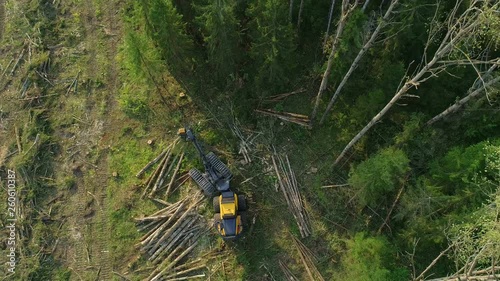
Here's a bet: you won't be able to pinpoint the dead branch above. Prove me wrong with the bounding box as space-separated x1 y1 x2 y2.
323 0 337 47
256 109 310 127
377 177 406 234
14 126 22 153
10 49 25 75
321 183 349 188
112 271 131 281
266 89 307 102
164 274 205 281
297 0 304 28
1 59 14 78
414 243 456 281
293 236 325 281
163 260 205 279
66 70 81 95
230 119 261 164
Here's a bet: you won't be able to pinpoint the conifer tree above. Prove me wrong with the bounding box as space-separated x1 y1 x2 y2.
249 0 296 93
139 0 192 73
196 0 240 83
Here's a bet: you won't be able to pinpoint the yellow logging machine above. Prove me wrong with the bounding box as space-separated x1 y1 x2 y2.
178 128 247 240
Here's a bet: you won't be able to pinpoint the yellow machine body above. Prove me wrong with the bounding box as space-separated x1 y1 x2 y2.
215 193 243 238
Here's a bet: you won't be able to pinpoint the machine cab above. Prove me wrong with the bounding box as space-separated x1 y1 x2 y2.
213 191 245 239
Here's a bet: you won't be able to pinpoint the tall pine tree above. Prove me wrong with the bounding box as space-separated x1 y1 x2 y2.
196 0 240 84
139 0 192 74
249 0 296 94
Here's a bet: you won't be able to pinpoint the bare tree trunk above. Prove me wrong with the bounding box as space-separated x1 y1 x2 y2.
414 243 456 281
311 0 359 123
427 76 500 125
323 0 337 47
319 0 399 124
289 0 294 22
334 0 496 165
427 64 500 125
361 0 371 12
297 0 304 28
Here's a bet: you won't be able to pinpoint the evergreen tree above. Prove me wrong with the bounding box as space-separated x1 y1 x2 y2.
139 0 193 73
348 147 410 208
335 233 409 281
248 0 296 93
196 0 240 84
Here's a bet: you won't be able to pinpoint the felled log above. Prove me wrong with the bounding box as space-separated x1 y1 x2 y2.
265 88 306 102
255 109 310 127
136 148 169 178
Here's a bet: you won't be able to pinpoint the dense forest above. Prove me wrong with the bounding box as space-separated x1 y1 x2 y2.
0 0 499 280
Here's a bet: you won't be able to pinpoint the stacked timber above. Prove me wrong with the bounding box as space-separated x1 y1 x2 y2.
136 192 208 281
271 152 312 238
137 137 187 200
134 138 214 280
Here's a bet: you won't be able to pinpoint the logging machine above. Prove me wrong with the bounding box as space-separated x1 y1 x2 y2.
178 128 247 240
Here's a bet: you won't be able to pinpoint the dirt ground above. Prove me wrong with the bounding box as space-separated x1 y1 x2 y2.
58 0 123 279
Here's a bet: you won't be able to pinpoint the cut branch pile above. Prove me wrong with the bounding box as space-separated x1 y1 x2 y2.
229 120 261 164
292 236 325 281
271 152 312 238
136 192 207 281
138 137 186 199
256 109 310 127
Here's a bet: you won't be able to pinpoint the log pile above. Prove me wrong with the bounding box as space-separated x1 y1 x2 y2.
133 137 218 280
271 152 312 238
137 138 186 199
293 236 325 281
136 191 208 281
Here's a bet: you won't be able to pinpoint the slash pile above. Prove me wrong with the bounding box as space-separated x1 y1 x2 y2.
229 119 261 164
271 152 312 238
